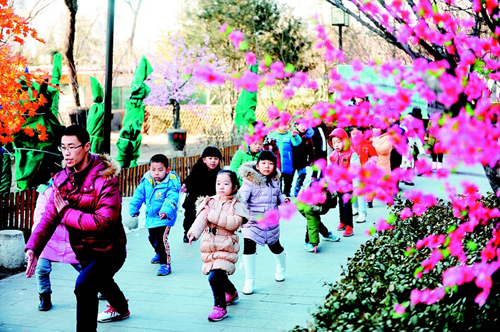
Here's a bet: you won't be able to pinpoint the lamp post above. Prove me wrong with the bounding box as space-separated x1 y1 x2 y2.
103 0 115 154
331 6 349 51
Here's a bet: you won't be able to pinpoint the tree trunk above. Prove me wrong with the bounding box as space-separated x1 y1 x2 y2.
171 99 181 129
64 0 80 108
483 164 500 197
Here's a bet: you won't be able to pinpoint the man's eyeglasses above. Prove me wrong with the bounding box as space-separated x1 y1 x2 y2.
58 145 82 153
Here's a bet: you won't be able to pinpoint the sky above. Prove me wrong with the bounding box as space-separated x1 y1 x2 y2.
17 0 329 51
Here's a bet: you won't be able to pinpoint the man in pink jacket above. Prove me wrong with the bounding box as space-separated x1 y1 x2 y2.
25 125 129 331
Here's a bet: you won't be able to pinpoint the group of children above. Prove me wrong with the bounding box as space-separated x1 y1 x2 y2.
129 145 289 321
128 117 374 322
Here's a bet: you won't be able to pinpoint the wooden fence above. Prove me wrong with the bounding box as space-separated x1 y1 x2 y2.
0 145 241 240
0 189 39 242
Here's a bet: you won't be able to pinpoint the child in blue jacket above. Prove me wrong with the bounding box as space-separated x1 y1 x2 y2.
130 154 181 276
267 123 301 196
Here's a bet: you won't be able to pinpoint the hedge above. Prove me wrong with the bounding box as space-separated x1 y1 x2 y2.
293 193 500 331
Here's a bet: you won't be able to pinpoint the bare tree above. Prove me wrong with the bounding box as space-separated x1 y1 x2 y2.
63 0 81 108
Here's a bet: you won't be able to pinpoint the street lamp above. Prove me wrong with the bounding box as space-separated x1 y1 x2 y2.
331 6 349 51
103 0 115 154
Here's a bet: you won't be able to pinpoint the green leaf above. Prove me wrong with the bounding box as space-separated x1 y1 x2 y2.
387 214 396 224
466 240 478 251
239 41 249 51
265 54 272 67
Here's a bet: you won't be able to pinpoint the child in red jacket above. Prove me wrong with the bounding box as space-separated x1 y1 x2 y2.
328 128 360 237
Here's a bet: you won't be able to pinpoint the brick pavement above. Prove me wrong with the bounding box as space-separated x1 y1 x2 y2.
0 162 490 331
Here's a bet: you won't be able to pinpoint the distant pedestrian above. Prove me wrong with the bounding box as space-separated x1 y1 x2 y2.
401 109 426 183
311 121 328 180
229 139 262 185
267 123 302 196
238 151 290 295
129 154 181 276
25 125 129 331
32 181 82 312
181 146 222 243
292 119 315 196
187 170 249 322
425 121 444 171
350 127 378 220
298 181 340 253
328 128 360 237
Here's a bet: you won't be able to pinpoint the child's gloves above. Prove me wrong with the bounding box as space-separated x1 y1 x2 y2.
131 213 139 217
159 213 167 220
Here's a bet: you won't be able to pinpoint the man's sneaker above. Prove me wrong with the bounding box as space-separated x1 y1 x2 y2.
151 253 160 264
183 234 189 243
356 214 367 223
337 223 346 231
304 242 315 252
157 264 171 276
343 226 354 237
323 231 341 242
97 305 130 323
207 306 228 322
225 291 239 305
352 208 359 216
367 201 373 208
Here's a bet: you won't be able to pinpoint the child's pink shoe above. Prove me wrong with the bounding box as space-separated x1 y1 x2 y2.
337 223 346 231
207 306 227 322
225 291 239 305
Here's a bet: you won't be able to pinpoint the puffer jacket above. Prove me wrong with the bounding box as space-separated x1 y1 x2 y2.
292 127 315 170
329 128 361 193
229 146 260 185
267 130 302 175
32 184 79 264
238 162 286 246
129 170 181 228
25 154 126 266
188 195 249 275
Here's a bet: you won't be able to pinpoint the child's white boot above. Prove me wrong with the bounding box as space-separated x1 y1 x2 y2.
242 254 256 295
274 252 286 282
437 162 443 170
432 161 438 170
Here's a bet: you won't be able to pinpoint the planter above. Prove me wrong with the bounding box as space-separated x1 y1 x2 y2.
167 128 187 151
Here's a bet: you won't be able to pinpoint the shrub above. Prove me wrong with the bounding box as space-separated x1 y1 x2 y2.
293 193 500 332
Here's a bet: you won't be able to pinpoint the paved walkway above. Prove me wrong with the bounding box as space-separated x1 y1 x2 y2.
0 162 491 331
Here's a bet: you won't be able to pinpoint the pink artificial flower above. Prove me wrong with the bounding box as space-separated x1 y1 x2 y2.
245 52 257 66
283 88 295 99
374 218 394 232
270 62 285 79
278 202 297 221
192 64 225 85
394 303 406 315
267 105 279 120
229 30 244 49
400 207 413 220
256 208 280 229
219 23 228 33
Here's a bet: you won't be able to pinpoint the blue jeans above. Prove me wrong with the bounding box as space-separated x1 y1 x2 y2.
74 250 128 331
293 168 307 197
36 258 82 294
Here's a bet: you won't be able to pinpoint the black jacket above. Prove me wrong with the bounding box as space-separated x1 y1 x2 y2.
182 158 221 211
